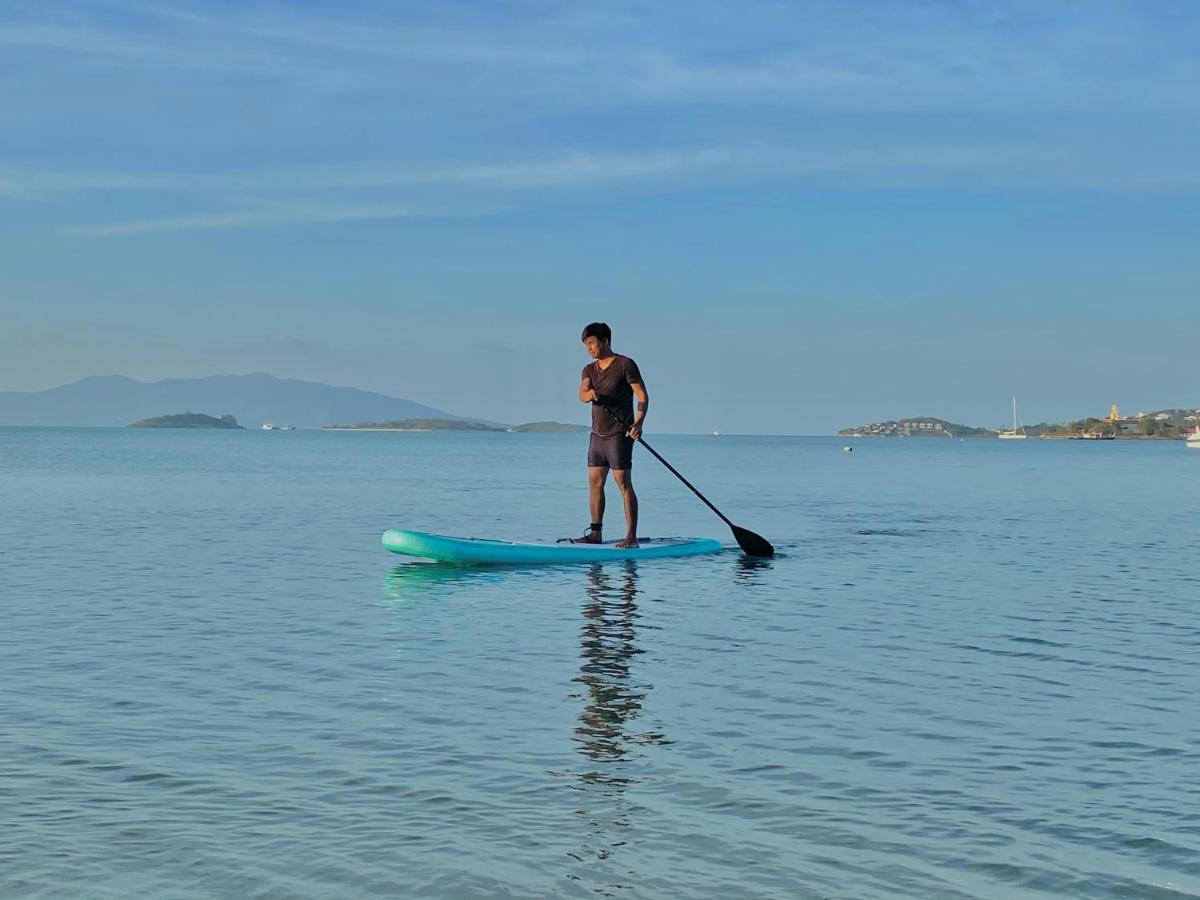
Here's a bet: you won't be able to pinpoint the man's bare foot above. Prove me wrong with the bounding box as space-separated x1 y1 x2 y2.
615 536 639 549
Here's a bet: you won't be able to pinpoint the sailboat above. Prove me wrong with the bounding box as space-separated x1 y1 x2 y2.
998 396 1027 439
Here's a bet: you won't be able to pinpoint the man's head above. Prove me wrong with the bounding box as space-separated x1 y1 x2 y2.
581 322 612 359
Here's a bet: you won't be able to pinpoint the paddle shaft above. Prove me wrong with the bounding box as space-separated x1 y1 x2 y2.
635 436 735 530
601 399 735 528
598 399 773 555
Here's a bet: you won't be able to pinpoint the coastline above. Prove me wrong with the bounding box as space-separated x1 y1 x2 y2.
321 427 451 432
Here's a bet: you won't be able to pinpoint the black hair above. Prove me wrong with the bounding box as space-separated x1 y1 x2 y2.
581 322 611 343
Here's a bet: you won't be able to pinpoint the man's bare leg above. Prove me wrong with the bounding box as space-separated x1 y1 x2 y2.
582 466 608 543
612 469 638 548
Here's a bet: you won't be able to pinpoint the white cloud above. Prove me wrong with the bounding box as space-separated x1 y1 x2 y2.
3 148 753 199
10 139 1198 215
2 1 1197 242
62 203 425 237
0 136 1189 240
0 22 299 77
4 1 1198 113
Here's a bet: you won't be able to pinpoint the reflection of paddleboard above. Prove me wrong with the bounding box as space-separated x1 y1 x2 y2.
382 529 723 564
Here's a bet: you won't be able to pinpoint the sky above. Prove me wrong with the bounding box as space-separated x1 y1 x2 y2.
1 0 1198 433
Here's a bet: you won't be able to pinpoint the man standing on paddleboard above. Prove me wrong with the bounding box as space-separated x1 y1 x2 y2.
576 322 648 548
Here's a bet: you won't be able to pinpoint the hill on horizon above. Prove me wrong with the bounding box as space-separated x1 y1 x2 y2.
0 373 487 428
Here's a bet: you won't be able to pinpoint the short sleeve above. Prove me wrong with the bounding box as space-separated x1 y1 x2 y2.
624 357 643 385
581 364 592 382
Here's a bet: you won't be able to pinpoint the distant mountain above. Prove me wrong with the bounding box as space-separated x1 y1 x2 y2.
0 373 482 428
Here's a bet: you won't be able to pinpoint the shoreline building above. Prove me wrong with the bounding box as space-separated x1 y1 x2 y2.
1104 404 1141 435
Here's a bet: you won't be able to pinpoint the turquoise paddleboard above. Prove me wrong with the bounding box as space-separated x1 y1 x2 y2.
382 529 724 565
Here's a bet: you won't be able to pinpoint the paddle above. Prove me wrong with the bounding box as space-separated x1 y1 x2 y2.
633 435 775 557
601 401 774 557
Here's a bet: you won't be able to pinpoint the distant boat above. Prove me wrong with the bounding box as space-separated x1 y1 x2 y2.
261 423 295 431
1188 425 1200 449
998 396 1027 439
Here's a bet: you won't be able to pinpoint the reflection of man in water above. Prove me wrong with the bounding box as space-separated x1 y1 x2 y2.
574 562 664 770
567 563 672 879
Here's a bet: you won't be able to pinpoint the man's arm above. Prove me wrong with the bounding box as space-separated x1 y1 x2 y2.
579 377 599 404
628 382 648 439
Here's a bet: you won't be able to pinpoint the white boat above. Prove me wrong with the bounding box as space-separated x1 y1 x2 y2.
1187 425 1200 449
261 423 295 431
998 396 1027 439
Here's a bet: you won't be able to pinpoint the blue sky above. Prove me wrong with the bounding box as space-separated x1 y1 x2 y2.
2 0 1197 433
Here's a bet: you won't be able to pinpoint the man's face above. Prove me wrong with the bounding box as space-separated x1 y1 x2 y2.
583 336 608 359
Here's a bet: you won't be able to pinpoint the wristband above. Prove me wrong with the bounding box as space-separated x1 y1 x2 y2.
637 402 648 412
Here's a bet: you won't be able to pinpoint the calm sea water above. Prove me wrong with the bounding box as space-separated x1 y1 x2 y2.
1 427 1197 899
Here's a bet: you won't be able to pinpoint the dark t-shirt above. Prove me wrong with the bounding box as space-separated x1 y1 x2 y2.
582 355 644 437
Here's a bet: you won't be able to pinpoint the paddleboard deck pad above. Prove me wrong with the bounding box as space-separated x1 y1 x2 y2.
382 529 724 565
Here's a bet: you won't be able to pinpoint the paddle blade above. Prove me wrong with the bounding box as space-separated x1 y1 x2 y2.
732 525 774 558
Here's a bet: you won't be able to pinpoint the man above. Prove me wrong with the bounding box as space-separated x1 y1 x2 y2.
576 322 648 548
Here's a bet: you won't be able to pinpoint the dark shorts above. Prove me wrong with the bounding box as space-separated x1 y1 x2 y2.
588 432 634 470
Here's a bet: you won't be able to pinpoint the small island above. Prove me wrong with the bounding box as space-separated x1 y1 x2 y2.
839 417 996 438
130 412 244 429
323 418 502 432
508 421 590 433
1034 407 1195 440
841 405 1199 439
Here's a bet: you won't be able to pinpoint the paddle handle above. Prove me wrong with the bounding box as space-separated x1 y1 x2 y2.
636 437 736 530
